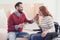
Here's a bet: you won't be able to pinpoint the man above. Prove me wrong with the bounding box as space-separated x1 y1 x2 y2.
7 2 34 40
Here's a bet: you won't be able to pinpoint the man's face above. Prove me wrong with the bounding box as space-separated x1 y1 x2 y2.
17 4 23 13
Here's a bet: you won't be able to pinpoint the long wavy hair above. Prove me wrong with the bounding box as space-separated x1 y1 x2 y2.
39 6 52 17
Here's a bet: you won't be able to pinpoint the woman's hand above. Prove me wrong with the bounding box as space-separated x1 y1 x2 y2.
41 30 48 37
34 14 39 24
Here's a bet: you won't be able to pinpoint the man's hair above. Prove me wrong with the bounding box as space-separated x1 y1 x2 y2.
15 2 22 8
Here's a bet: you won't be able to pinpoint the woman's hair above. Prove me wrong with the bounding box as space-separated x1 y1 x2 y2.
39 6 52 17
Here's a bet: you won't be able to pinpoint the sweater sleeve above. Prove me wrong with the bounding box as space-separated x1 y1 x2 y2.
46 16 55 33
24 14 34 24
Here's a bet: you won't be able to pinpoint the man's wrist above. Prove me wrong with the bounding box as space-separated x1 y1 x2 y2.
30 19 34 23
15 25 19 30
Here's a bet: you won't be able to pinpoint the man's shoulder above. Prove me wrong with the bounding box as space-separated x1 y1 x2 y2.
8 12 15 18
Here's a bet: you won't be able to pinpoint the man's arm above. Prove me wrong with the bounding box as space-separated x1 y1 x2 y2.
24 14 34 24
8 15 16 31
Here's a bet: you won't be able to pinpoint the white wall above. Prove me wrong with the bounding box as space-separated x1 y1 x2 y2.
0 9 7 29
56 0 60 24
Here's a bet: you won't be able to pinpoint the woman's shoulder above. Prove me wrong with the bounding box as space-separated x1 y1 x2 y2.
46 16 51 18
44 16 53 21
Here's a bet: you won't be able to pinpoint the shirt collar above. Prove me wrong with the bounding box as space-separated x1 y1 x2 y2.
14 11 20 17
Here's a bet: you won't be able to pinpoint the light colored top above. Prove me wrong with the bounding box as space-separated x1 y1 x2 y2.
39 16 55 33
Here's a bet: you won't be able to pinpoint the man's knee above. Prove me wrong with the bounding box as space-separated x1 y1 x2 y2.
18 32 29 38
8 32 16 40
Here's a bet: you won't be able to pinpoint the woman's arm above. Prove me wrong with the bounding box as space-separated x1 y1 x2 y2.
46 16 55 33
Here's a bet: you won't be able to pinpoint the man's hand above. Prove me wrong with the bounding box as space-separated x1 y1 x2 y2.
18 23 24 28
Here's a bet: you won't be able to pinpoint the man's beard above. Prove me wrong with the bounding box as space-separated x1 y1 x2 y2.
18 10 23 13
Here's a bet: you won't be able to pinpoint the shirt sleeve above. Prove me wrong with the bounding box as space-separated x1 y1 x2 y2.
46 16 55 33
15 25 19 30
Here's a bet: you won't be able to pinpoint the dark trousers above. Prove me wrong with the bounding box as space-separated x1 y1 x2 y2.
29 33 43 40
29 32 58 40
44 32 58 40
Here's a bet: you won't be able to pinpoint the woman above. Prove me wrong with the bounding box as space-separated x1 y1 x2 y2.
30 6 58 40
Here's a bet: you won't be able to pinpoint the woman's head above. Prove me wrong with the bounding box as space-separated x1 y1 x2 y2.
39 6 52 17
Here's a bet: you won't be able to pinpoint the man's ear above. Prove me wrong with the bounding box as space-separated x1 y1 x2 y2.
15 6 18 10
